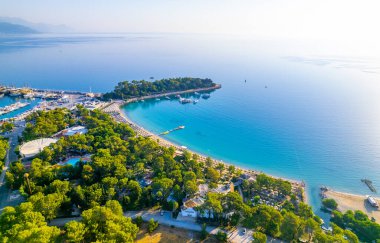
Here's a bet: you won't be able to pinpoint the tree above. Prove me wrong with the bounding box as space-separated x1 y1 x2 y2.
205 167 220 183
1 121 14 133
297 202 313 219
65 221 86 243
344 229 359 243
148 218 159 233
252 231 267 243
103 77 215 100
184 180 198 197
28 192 65 221
205 157 213 167
5 161 25 189
78 200 138 242
228 165 235 174
134 216 143 227
322 198 338 210
125 180 142 209
152 178 173 200
280 212 302 241
216 231 227 242
203 192 223 219
0 137 9 169
0 202 61 242
200 223 209 240
216 163 225 176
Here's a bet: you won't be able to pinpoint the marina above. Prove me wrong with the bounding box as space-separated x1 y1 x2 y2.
0 102 30 116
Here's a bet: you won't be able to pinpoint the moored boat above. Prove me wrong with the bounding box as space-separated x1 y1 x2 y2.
179 97 192 104
201 93 210 99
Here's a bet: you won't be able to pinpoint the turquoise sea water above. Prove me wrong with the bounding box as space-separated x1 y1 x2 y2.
1 34 380 219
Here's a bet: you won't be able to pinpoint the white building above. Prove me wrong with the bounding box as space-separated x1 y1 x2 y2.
20 138 58 158
181 197 205 218
64 126 88 136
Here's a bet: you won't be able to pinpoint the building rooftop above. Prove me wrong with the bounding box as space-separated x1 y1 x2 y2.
20 138 58 158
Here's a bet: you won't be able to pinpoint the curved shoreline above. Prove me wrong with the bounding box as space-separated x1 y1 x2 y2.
101 98 307 202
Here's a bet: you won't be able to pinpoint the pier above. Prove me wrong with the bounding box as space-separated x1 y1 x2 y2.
361 179 377 193
159 126 185 136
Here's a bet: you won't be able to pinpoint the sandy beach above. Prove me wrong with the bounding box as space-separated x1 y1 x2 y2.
325 190 380 222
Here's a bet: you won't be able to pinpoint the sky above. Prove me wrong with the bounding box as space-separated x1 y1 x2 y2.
1 0 380 42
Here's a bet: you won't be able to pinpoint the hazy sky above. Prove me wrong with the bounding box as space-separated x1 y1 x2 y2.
2 0 380 41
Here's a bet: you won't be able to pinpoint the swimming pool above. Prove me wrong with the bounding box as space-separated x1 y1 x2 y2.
62 157 89 166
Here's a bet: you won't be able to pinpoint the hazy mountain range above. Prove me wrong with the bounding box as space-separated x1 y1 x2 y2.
0 17 71 34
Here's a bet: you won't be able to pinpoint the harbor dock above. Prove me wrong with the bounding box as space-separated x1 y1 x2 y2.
362 179 377 193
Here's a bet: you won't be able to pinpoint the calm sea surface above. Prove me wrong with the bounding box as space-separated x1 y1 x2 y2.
1 34 379 219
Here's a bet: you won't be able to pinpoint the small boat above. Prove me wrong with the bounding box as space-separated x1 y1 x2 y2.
193 99 198 104
165 96 170 100
201 93 210 99
194 92 200 95
175 95 181 99
179 98 192 104
155 98 160 101
178 126 185 129
9 92 21 97
23 93 35 99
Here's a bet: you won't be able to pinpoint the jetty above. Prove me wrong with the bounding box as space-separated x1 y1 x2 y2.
159 126 185 136
361 179 377 193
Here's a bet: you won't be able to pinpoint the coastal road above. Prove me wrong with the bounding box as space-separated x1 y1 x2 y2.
0 122 25 210
49 211 282 243
0 121 24 185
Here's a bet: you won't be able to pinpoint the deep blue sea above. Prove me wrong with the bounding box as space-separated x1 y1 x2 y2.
1 33 379 219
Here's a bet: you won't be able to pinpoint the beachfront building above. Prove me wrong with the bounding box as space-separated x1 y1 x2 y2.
19 138 58 159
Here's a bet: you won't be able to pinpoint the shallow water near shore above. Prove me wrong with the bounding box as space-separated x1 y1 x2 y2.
1 33 380 221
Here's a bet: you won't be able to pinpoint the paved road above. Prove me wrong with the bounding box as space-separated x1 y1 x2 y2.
0 122 25 210
124 210 218 233
50 210 218 233
228 227 284 243
0 121 24 185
